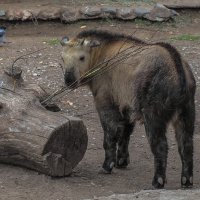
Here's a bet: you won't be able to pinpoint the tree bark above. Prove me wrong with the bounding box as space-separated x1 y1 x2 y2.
0 67 88 176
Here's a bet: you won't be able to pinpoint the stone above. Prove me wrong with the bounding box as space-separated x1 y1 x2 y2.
117 7 136 20
80 6 101 17
38 8 61 20
60 9 78 22
134 7 151 17
21 10 32 21
27 9 40 19
101 6 117 17
0 10 5 17
6 9 23 20
144 4 175 22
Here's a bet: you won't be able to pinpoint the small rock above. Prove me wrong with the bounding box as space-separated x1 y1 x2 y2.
145 4 176 22
117 8 136 20
38 8 61 20
28 9 40 19
101 6 117 16
36 67 41 70
80 25 87 29
49 63 57 67
80 6 101 17
60 9 78 22
66 100 73 106
91 182 96 186
6 9 23 20
0 10 5 17
134 7 151 17
21 10 32 20
0 80 4 87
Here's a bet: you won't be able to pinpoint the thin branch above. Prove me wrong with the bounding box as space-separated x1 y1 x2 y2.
11 47 48 73
0 86 22 96
29 10 38 26
38 84 49 95
59 62 65 76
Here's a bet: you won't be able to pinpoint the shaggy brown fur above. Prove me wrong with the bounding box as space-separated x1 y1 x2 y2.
61 30 196 189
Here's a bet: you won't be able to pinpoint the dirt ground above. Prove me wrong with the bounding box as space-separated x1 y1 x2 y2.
0 10 200 200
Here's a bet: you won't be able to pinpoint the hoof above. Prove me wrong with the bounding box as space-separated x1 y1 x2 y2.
116 157 130 168
98 168 112 174
152 176 165 189
181 176 193 188
102 161 115 174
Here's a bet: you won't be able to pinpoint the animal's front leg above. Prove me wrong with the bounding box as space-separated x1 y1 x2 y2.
98 108 122 173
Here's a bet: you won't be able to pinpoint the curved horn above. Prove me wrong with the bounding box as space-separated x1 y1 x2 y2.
80 39 85 45
83 39 100 48
60 36 69 46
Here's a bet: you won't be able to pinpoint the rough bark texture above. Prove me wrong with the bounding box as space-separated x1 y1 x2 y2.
0 68 88 177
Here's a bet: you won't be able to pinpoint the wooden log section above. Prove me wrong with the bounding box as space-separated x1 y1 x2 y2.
0 67 88 176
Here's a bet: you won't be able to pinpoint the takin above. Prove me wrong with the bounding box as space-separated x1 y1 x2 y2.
60 30 196 189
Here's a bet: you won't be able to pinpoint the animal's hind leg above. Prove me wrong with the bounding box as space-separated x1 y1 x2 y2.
98 107 123 173
116 123 134 168
173 101 195 188
143 114 168 189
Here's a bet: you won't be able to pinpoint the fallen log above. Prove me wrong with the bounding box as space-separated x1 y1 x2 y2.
0 67 88 176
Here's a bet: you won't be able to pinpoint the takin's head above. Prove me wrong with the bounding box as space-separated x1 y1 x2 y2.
60 36 100 87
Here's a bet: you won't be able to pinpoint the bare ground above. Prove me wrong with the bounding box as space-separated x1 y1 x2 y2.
0 11 200 200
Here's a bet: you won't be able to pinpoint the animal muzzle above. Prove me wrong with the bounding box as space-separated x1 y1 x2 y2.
64 68 77 88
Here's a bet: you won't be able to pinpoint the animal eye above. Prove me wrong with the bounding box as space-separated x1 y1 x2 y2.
79 56 85 61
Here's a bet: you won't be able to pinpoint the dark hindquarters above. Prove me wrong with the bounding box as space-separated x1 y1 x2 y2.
135 55 180 188
140 69 195 188
173 100 195 188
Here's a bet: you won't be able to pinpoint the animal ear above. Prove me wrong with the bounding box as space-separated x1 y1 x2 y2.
60 36 69 46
